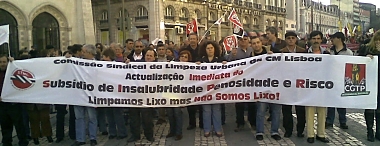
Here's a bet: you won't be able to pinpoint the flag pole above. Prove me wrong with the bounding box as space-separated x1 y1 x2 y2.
198 11 228 44
7 43 10 57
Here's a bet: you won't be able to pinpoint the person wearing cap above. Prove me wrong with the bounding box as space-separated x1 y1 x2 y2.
325 32 353 130
234 33 255 132
305 31 330 143
280 31 307 138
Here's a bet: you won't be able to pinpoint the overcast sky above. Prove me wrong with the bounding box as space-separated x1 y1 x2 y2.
318 0 379 8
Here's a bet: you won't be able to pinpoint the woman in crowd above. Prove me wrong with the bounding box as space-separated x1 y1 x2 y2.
27 50 54 145
166 50 192 141
358 30 380 142
196 41 226 137
166 47 176 61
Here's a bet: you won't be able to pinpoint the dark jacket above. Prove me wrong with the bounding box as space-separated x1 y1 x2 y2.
198 56 225 63
279 46 306 53
127 49 146 62
270 38 287 53
180 45 199 62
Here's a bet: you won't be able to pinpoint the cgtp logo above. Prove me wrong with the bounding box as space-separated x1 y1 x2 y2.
341 63 370 96
10 69 36 90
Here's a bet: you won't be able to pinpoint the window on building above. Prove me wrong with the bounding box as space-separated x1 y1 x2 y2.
209 12 216 20
253 18 258 25
102 11 108 20
180 8 189 18
137 6 148 17
195 9 202 19
119 9 129 18
165 6 174 16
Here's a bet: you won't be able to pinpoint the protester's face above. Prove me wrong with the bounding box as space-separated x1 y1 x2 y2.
102 55 111 61
134 42 144 54
260 36 268 45
189 35 198 46
0 57 7 71
331 37 340 45
166 49 173 57
145 50 156 62
169 43 175 48
248 32 257 37
179 54 189 62
157 46 166 56
310 35 322 46
206 44 215 57
251 38 263 51
238 36 250 47
47 49 56 57
285 36 297 46
266 31 276 40
81 48 92 59
114 47 122 55
126 41 134 49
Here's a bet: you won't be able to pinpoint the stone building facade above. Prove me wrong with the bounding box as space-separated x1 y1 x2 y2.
300 0 340 35
0 0 95 56
92 0 287 45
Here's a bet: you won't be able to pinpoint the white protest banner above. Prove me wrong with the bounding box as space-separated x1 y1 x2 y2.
1 54 378 109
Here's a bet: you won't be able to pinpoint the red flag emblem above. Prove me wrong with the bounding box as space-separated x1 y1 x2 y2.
186 19 198 35
223 35 238 52
228 9 243 29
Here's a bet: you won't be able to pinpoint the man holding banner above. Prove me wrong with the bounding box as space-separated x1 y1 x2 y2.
72 44 98 146
250 36 282 141
180 33 203 130
280 31 307 138
326 32 353 130
0 55 29 146
234 33 254 132
127 48 156 143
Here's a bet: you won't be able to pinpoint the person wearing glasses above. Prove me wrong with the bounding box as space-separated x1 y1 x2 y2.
126 41 146 62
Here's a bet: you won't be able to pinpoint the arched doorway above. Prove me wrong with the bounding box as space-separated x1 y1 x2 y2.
0 9 19 56
32 12 60 50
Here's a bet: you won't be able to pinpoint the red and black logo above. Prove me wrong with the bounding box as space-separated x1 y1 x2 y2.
341 63 370 96
10 69 35 90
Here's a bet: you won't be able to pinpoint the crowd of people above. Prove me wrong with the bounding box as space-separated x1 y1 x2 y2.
0 26 379 146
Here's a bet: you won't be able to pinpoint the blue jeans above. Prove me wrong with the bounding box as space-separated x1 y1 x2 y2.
74 106 97 142
202 104 222 133
326 107 347 124
256 102 281 135
167 107 183 135
106 108 127 137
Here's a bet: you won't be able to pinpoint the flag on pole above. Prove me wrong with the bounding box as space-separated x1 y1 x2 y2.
214 11 228 25
0 25 9 45
347 23 352 35
223 35 238 52
325 29 330 39
228 9 243 29
214 17 223 25
186 19 198 36
353 26 357 34
233 23 244 37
